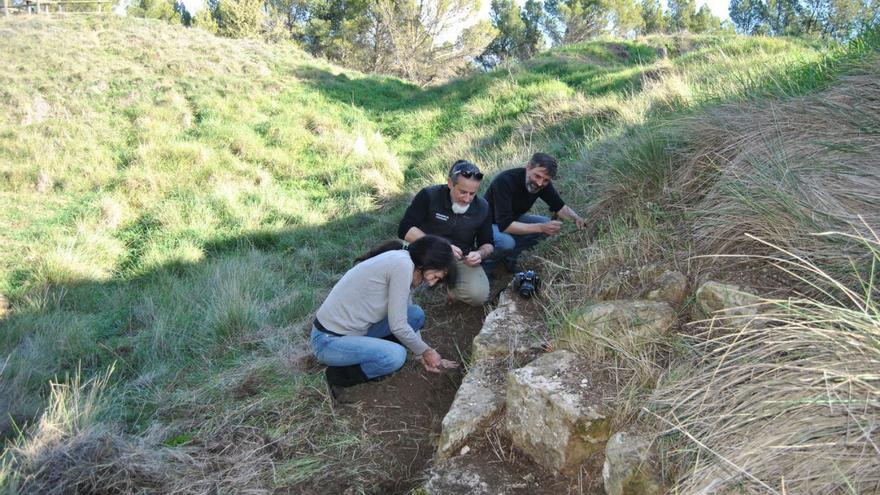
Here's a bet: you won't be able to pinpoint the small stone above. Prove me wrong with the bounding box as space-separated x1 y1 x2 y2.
646 270 687 307
460 445 471 455
561 300 675 361
603 432 663 495
695 281 761 320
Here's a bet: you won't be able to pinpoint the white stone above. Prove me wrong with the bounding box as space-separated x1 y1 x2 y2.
437 361 504 458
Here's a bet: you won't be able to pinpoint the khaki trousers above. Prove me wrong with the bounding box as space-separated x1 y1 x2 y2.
448 258 490 306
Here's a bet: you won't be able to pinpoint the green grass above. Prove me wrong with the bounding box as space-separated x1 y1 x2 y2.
1 13 872 492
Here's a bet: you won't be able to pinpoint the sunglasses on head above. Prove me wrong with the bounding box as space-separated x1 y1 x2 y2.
451 163 483 180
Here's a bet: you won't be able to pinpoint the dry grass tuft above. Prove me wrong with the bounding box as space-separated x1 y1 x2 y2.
2 363 283 494
649 230 880 494
674 58 880 277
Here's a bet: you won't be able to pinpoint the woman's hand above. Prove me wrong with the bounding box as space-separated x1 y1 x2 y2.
420 348 459 373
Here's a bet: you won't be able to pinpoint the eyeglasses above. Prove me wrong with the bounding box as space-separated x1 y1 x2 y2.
450 163 484 180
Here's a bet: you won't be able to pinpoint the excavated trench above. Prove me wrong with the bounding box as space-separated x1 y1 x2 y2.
298 272 603 495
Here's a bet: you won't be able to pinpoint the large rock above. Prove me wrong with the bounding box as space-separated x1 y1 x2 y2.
694 281 760 320
437 361 506 458
506 350 610 473
603 432 663 495
472 291 536 361
560 300 675 359
646 270 687 307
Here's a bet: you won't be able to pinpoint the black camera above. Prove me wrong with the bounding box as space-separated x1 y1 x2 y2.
512 270 541 298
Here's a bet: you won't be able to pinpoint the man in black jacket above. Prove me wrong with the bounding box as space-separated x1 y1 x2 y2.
484 152 585 274
398 160 493 305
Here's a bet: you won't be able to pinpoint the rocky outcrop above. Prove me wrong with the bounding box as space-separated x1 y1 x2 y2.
506 350 609 473
603 432 663 495
694 281 760 320
437 361 506 458
560 300 675 358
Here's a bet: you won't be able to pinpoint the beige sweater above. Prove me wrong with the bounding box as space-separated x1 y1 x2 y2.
315 250 429 355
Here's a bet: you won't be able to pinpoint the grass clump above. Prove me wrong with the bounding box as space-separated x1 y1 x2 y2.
532 30 879 493
649 229 880 493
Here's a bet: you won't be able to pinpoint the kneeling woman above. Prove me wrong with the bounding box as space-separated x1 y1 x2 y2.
311 235 460 392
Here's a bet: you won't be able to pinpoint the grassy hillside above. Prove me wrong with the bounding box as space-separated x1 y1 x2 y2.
1 14 875 492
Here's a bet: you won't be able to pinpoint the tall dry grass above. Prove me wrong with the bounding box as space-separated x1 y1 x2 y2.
673 58 880 280
649 229 880 494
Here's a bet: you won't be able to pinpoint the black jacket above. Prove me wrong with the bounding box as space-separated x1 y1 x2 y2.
484 168 565 231
398 184 493 253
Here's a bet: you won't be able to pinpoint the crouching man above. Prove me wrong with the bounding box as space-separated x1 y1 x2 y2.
484 152 585 274
398 160 494 305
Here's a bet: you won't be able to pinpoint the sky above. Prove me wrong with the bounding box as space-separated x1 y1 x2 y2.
699 0 731 21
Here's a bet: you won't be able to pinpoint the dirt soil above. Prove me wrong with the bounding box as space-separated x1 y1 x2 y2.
292 270 595 494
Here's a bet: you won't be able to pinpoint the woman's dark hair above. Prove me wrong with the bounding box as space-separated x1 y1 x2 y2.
354 235 457 287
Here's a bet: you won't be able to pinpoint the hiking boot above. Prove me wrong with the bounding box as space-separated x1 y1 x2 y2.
503 258 520 273
324 365 369 404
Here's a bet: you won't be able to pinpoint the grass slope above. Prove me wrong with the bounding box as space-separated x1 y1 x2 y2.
1 14 871 492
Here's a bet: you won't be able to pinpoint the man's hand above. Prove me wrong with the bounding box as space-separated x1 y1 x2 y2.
463 251 482 266
558 205 586 230
540 220 563 235
450 244 463 259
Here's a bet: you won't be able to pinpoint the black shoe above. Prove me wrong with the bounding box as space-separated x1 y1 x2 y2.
324 365 370 404
503 258 519 273
325 365 369 388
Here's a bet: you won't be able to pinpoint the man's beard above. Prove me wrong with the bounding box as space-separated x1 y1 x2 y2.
526 180 545 194
451 202 470 214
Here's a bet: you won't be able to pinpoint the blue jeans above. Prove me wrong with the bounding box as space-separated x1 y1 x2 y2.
484 214 549 273
310 304 426 379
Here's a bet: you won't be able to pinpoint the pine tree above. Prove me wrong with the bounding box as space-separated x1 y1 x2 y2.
691 4 721 32
641 0 666 33
478 0 530 67
607 0 644 36
668 0 697 31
